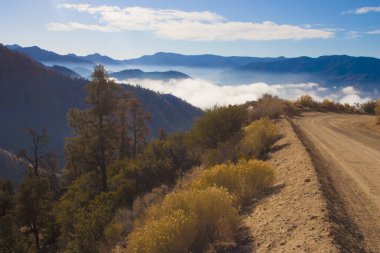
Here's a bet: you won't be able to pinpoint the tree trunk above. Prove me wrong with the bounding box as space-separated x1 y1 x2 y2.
33 140 39 177
32 223 40 251
98 114 108 192
132 112 137 160
100 163 108 192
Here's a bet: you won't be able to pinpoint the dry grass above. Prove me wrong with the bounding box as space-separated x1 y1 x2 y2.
103 185 169 250
124 187 239 253
125 210 197 253
239 117 280 159
190 159 275 205
248 94 286 120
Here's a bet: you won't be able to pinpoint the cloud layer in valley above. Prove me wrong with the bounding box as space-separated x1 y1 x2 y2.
114 77 371 109
47 3 335 41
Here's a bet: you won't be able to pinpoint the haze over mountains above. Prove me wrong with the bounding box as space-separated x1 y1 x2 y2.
6 44 380 93
5 44 380 109
0 44 202 181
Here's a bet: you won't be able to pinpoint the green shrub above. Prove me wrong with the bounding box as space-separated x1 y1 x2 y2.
127 187 240 253
191 160 274 205
201 133 242 166
360 100 376 114
239 118 280 159
66 192 117 253
56 172 101 244
190 105 248 150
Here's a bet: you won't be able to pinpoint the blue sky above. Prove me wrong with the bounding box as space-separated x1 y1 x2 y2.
1 0 380 59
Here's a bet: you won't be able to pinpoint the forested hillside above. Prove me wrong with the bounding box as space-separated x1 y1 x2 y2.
0 44 202 181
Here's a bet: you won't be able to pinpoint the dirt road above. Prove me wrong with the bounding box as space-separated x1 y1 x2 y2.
294 112 380 253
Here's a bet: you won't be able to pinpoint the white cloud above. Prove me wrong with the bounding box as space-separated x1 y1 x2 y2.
317 87 328 92
113 77 322 108
339 94 371 104
339 86 371 105
349 6 380 14
346 31 361 39
47 22 117 32
112 78 371 108
48 3 335 41
367 29 380 34
342 86 360 95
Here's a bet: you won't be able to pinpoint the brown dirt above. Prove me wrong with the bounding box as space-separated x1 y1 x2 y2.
366 119 380 133
293 112 380 253
242 118 339 253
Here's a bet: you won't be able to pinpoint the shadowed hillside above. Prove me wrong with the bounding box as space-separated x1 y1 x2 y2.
0 45 203 173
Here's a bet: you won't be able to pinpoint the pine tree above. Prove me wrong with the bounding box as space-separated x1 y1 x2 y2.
128 98 152 159
14 171 54 251
18 128 49 177
65 65 122 192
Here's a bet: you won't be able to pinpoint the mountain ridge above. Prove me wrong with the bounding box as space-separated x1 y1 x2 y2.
5 44 380 92
109 69 191 80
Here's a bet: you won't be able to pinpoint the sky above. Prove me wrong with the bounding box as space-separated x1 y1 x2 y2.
1 0 380 59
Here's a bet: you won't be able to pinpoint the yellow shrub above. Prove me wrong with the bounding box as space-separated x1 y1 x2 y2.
297 95 315 108
126 210 197 253
376 99 380 114
239 117 280 159
191 160 274 205
127 187 239 252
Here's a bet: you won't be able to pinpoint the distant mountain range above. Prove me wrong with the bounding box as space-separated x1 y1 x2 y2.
0 44 202 182
6 44 93 65
50 65 81 78
109 69 191 81
81 53 122 66
5 44 283 68
122 52 284 68
5 44 380 93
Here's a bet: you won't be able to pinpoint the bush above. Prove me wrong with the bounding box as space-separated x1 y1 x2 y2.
249 94 286 120
127 187 240 253
239 118 280 159
360 100 376 114
126 210 197 253
296 95 316 108
321 99 337 111
56 172 101 244
103 185 169 250
375 99 380 125
66 192 117 253
283 100 298 116
191 160 274 205
190 105 248 150
376 99 380 114
201 132 242 166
